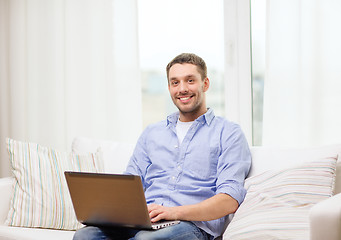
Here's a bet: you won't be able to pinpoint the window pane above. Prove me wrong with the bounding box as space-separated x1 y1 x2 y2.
138 0 225 128
251 0 341 147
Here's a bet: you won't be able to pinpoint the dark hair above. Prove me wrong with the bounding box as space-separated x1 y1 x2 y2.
166 53 207 80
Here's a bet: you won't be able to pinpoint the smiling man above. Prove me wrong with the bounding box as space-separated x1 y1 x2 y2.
73 53 251 240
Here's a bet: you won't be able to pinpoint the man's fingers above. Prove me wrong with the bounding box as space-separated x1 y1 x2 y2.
148 204 168 222
147 204 178 222
150 213 163 223
151 211 169 223
149 208 160 218
148 205 162 219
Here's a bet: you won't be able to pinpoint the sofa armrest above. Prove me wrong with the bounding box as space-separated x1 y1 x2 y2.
0 177 14 225
310 192 341 240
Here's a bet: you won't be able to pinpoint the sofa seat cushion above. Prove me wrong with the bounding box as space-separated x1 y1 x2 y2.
0 225 74 240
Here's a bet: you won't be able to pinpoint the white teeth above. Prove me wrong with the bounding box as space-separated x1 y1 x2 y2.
180 97 190 101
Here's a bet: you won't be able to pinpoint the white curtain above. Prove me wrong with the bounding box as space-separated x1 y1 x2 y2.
0 0 142 177
262 0 341 147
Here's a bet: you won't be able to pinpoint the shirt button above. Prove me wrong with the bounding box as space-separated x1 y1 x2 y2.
177 166 181 170
172 176 176 180
174 145 178 148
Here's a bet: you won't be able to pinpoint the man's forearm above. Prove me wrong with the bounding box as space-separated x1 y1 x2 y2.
175 193 238 221
148 193 239 222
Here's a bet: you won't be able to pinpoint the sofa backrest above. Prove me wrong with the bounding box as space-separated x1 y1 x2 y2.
72 137 135 174
72 137 341 195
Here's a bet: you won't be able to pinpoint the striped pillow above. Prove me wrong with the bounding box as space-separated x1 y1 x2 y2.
6 138 103 230
223 157 337 240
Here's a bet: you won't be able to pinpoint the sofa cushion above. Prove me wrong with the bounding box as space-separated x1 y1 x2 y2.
0 225 74 240
223 156 337 239
6 138 103 230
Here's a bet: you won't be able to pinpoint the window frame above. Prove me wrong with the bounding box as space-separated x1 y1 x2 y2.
224 0 253 144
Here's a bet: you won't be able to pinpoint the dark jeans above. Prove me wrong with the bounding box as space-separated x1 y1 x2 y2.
73 221 210 240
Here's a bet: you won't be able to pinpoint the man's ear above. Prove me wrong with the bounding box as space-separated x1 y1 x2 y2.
203 77 210 92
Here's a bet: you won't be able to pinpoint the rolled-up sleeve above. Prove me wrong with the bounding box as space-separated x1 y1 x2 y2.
215 124 252 205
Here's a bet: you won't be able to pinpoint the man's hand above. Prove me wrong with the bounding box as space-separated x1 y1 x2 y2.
148 204 180 223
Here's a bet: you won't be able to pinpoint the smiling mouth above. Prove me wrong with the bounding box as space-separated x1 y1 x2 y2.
178 95 193 103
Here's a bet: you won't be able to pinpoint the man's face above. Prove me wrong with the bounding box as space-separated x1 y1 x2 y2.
168 63 209 121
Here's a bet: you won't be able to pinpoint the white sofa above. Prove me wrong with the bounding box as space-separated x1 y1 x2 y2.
0 137 340 240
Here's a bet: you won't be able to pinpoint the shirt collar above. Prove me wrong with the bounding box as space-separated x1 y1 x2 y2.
167 108 215 127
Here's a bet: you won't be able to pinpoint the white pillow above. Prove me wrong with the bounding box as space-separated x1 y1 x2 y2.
223 156 337 240
249 145 341 178
6 138 103 230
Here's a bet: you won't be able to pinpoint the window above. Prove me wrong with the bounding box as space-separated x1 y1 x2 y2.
138 0 225 127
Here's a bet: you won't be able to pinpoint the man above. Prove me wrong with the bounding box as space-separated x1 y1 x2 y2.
73 53 251 240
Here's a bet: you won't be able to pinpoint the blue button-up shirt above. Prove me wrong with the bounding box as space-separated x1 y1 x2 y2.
125 109 251 239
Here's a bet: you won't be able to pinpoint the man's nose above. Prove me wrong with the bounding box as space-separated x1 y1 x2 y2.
179 81 188 93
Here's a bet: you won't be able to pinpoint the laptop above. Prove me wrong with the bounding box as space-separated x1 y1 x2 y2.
64 171 180 230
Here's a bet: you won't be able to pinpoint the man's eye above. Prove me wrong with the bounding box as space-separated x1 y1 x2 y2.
171 81 179 85
188 79 194 83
